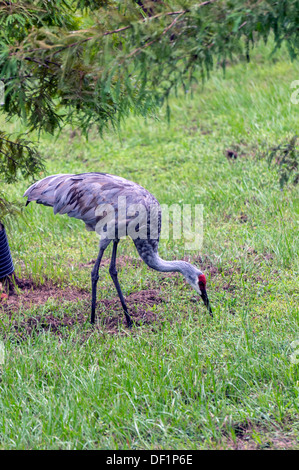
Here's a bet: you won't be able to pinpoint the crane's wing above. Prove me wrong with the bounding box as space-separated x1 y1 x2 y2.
23 173 160 234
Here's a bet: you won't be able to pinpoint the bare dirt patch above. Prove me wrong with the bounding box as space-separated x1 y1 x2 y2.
1 278 165 338
97 289 165 334
225 149 238 160
220 422 298 450
12 312 87 339
1 278 89 311
238 212 249 223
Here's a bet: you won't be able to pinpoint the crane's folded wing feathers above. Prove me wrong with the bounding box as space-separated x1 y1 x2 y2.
23 173 161 234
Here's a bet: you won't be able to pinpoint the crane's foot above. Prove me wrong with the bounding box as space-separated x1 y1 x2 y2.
125 312 133 329
90 306 96 325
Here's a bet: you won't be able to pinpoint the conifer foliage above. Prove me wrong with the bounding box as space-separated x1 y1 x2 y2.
0 0 298 218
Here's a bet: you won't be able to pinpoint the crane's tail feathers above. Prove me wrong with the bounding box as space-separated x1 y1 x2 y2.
23 173 102 231
23 174 70 207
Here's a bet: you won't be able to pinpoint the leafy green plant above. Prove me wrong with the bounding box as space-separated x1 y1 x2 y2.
1 0 299 220
0 132 44 224
267 135 299 189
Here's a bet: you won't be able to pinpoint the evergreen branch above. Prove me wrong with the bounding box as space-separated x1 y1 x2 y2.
0 133 44 184
15 1 219 60
126 11 187 59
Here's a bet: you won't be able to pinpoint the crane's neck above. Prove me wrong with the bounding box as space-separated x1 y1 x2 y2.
133 241 211 314
133 240 200 278
146 253 195 277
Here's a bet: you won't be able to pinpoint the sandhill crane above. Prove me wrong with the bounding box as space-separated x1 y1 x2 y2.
24 173 212 327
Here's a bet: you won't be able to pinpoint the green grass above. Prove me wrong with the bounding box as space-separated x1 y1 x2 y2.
0 41 299 449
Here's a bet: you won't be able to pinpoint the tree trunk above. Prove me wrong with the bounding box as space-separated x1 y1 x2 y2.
0 221 16 295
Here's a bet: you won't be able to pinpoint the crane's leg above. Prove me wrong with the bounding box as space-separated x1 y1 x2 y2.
90 239 110 324
109 239 133 328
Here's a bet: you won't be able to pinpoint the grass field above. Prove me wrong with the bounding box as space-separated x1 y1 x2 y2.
0 42 299 449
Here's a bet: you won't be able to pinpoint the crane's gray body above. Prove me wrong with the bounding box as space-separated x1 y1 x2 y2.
24 172 161 262
24 172 159 230
24 172 211 325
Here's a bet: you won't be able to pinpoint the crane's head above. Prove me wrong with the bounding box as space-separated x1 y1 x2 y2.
183 267 212 316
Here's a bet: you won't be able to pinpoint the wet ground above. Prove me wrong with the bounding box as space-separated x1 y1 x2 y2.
0 277 165 337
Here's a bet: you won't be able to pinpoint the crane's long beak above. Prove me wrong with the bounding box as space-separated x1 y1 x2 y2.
200 287 213 317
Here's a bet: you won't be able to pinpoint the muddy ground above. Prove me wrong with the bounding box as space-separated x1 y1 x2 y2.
0 274 165 337
0 252 273 339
